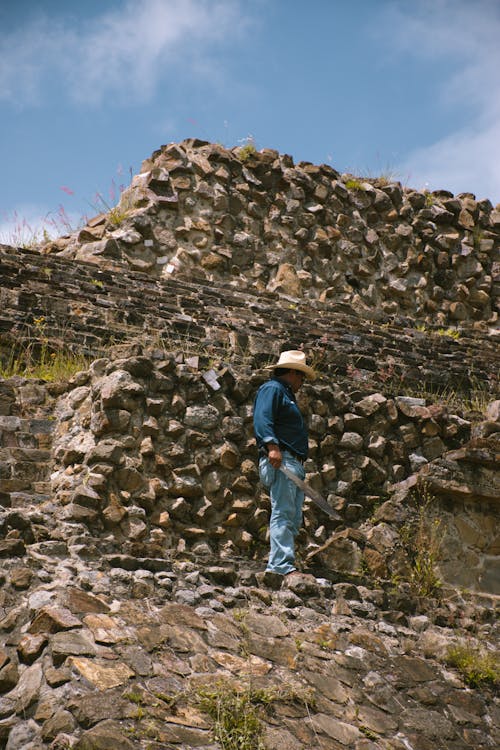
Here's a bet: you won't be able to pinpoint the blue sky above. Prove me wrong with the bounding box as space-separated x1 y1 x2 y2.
1 0 500 243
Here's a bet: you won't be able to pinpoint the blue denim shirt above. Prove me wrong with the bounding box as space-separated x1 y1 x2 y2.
253 377 308 459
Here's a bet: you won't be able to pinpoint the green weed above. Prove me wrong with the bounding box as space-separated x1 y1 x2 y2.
404 378 494 415
123 690 144 705
0 316 89 381
153 691 182 708
194 680 315 750
446 644 500 689
237 135 257 162
108 206 130 226
88 191 130 226
436 327 461 340
413 324 460 340
359 725 379 740
398 484 442 598
0 216 46 249
351 160 401 186
472 226 484 250
196 683 266 750
357 557 372 579
238 144 257 162
345 177 364 191
466 372 498 413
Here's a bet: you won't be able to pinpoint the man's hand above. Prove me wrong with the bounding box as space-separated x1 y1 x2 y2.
267 444 282 468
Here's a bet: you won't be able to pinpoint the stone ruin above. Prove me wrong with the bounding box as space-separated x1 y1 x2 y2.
0 140 498 749
43 138 499 331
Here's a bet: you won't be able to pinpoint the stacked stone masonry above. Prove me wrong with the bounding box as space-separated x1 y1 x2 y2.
41 138 500 330
1 245 499 396
0 141 499 749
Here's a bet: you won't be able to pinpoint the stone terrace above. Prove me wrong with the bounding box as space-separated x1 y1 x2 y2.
1 245 499 396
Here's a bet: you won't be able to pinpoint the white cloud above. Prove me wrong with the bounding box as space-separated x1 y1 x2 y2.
0 0 247 106
400 119 500 203
72 0 246 105
0 16 68 106
385 0 500 203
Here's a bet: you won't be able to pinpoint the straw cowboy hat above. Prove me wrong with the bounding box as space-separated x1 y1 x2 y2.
265 350 316 380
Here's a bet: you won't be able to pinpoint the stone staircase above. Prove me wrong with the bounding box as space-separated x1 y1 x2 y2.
1 244 499 397
0 379 57 559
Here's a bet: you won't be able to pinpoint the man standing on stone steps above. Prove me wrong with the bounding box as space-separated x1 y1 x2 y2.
253 350 316 584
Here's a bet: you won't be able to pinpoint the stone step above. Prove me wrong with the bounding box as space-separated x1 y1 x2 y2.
0 447 52 462
0 478 52 496
2 244 498 351
104 554 174 573
0 416 55 433
0 416 54 452
1 245 499 397
1 464 51 486
0 478 35 493
8 491 52 508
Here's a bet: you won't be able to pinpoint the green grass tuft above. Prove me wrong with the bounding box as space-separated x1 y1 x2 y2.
196 683 266 750
345 177 364 190
446 644 500 689
398 484 442 598
194 680 315 750
1 316 89 381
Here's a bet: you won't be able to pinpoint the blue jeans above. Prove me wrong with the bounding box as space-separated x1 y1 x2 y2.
259 451 305 575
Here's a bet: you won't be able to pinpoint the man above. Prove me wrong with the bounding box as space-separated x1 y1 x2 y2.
253 350 316 578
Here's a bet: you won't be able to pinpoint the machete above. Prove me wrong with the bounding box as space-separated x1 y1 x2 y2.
279 465 342 520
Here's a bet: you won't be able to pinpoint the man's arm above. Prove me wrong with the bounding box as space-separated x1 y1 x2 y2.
253 384 283 467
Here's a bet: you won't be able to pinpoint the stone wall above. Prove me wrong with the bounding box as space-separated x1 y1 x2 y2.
415 412 500 593
1 350 498 596
1 245 499 398
43 139 500 330
43 348 497 596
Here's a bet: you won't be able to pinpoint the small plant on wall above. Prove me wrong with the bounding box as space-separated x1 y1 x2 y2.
398 483 443 599
0 317 89 381
445 643 500 689
236 135 257 162
193 678 316 750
